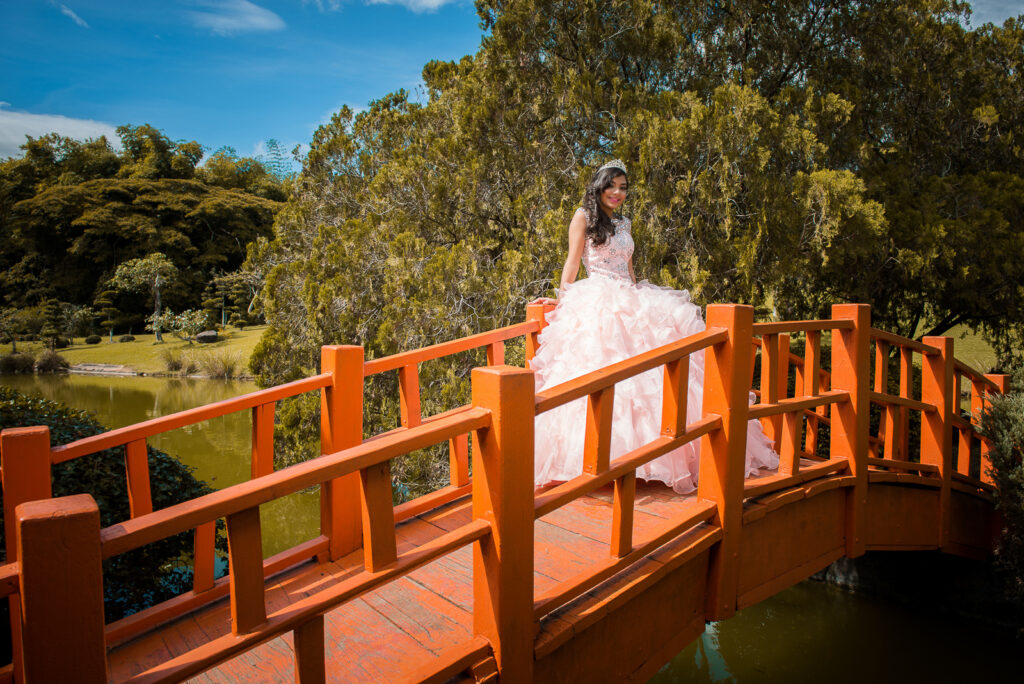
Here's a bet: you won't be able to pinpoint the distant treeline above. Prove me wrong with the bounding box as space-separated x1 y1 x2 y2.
0 125 286 337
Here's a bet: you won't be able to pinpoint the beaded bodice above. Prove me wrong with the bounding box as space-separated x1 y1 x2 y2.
582 213 633 282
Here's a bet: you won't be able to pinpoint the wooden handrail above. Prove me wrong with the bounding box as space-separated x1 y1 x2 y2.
869 328 939 355
50 373 333 463
534 328 728 414
751 319 854 334
99 407 491 559
869 390 937 413
362 320 538 376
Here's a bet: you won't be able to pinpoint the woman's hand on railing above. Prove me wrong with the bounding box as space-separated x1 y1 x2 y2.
529 297 558 307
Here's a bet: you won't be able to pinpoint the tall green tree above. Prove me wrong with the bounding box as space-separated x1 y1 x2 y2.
110 253 177 342
245 0 1024 485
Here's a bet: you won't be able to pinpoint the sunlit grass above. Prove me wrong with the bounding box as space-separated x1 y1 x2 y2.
4 326 267 375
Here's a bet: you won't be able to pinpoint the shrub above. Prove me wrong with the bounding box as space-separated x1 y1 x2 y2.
197 350 242 379
85 334 102 345
0 353 35 374
160 348 183 372
0 387 216 623
34 350 69 373
52 337 70 349
119 334 135 342
979 367 1024 610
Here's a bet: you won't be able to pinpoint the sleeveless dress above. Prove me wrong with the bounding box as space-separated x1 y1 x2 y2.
531 211 778 493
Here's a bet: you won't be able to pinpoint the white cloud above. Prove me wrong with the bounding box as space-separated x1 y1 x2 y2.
186 0 286 35
968 1 1023 26
0 105 120 160
304 0 458 12
364 0 457 12
47 0 89 28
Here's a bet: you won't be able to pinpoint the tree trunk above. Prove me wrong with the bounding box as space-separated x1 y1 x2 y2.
154 279 163 343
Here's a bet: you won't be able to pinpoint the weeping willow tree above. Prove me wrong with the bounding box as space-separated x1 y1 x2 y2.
247 0 1024 492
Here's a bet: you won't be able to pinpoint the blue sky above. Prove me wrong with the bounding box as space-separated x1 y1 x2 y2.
1 1 1021 162
0 0 484 160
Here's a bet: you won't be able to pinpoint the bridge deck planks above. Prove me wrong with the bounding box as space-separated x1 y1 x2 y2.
106 480 707 683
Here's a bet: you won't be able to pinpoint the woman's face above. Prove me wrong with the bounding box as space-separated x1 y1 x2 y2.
599 173 628 214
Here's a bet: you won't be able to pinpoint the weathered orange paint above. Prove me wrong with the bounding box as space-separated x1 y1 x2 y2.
359 461 398 572
293 614 325 683
831 304 871 558
319 345 364 561
922 336 955 549
251 401 275 479
698 304 753 620
227 506 267 634
583 385 615 475
611 471 636 557
192 520 217 593
471 366 535 683
17 495 106 683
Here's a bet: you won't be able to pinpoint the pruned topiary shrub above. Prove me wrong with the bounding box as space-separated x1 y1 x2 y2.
118 334 135 342
34 349 69 373
52 337 70 349
85 334 102 344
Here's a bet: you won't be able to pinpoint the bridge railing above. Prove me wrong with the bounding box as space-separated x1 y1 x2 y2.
0 302 1011 682
0 316 544 681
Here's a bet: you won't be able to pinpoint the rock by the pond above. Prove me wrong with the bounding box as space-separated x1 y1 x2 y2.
196 330 219 344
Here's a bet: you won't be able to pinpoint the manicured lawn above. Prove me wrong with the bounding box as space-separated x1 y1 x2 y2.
4 326 267 375
944 324 998 374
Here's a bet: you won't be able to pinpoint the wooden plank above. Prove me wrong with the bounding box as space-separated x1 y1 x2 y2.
251 402 275 479
226 507 266 634
583 386 614 474
125 438 154 517
610 473 635 557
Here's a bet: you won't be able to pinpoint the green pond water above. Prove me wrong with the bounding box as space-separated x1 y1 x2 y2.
2 373 1019 681
0 372 321 558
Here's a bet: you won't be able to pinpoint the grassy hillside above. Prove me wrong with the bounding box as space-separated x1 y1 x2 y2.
5 326 267 375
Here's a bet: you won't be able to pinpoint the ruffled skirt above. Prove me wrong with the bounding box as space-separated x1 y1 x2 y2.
531 275 778 493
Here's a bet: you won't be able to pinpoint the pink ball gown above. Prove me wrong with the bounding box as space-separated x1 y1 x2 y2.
531 211 778 493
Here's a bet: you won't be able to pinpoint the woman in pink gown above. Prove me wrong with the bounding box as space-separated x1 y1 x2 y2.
531 160 778 493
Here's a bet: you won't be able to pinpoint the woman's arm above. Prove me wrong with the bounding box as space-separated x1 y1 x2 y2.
532 210 587 306
628 255 636 284
558 209 587 292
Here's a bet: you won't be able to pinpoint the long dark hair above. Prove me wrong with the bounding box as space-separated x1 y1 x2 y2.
581 167 627 246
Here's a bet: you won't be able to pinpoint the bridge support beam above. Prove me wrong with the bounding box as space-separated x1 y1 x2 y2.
699 304 753 621
471 366 535 683
831 304 871 558
922 336 954 549
320 345 364 561
17 494 107 683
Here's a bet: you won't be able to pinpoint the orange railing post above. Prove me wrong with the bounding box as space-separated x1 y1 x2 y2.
525 302 553 365
17 494 106 682
922 336 955 549
698 304 753 621
470 365 535 682
830 304 871 558
1 425 53 682
320 345 364 561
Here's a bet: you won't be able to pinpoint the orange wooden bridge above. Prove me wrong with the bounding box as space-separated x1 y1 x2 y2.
0 303 1007 683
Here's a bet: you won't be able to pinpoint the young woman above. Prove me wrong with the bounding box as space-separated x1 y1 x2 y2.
531 160 778 492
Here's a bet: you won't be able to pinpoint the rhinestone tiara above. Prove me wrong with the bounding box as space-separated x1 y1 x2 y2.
597 159 627 174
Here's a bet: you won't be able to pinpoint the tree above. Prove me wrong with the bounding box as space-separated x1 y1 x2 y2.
93 289 122 342
59 303 96 341
0 126 282 318
110 253 177 342
0 307 20 353
243 0 1024 487
147 308 208 344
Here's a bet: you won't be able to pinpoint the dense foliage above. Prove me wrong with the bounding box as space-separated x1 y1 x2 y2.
980 368 1024 609
0 125 284 333
245 1 1023 487
0 387 214 620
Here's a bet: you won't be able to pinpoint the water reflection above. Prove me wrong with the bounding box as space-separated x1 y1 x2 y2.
0 373 320 557
650 581 1019 682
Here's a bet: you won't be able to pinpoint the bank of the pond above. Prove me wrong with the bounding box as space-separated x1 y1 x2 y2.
0 372 320 557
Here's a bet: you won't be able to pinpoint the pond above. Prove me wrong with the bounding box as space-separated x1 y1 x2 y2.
0 372 320 557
